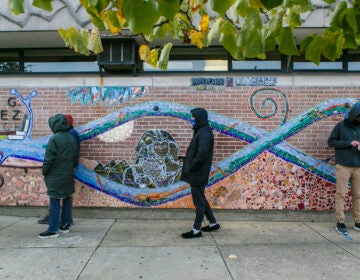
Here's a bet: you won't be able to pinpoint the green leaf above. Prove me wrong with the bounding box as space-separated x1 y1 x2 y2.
304 35 322 65
300 34 315 53
220 32 243 60
238 24 264 58
95 0 110 11
263 32 276 51
157 42 172 70
322 0 336 4
246 8 262 29
85 7 107 30
8 0 24 15
207 17 222 43
277 26 299 56
321 29 344 60
343 34 358 49
220 19 237 35
32 0 52 11
58 28 90 56
158 0 179 19
285 0 312 13
211 0 236 16
345 8 358 33
264 10 283 39
122 0 160 34
285 11 302 27
235 0 252 17
153 21 171 38
88 30 103 54
330 1 347 28
260 0 283 10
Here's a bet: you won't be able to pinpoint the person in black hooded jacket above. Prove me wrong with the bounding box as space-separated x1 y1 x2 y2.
180 108 220 239
38 114 79 238
328 104 360 235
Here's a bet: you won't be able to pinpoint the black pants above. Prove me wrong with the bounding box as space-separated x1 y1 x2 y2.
191 185 217 230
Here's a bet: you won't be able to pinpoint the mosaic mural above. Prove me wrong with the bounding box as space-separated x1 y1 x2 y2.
67 86 152 106
0 87 358 209
94 130 182 188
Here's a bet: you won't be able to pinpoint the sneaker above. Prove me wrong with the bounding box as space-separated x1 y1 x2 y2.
37 215 50 225
60 225 70 233
201 223 220 232
181 230 202 239
335 223 348 235
354 223 360 231
38 230 59 239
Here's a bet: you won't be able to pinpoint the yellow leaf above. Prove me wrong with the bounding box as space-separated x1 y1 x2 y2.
190 30 204 48
139 45 151 61
149 49 158 67
104 10 122 34
200 15 210 32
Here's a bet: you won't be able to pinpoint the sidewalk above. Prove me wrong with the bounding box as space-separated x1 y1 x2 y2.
0 209 360 280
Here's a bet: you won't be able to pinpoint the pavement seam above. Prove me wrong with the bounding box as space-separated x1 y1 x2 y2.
210 230 235 280
0 217 26 231
75 218 116 280
303 222 360 261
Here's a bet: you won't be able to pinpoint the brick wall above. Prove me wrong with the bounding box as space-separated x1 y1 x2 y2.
0 74 359 209
2 85 352 164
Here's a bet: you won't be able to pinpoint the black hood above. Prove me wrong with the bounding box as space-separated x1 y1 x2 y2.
345 105 360 126
191 108 208 128
347 105 360 122
48 114 70 133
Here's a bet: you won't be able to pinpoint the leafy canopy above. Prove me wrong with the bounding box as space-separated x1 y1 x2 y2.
9 0 360 70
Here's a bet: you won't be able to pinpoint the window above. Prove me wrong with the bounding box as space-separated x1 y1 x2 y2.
143 47 228 72
23 49 98 73
0 51 21 72
292 54 343 71
347 49 360 71
0 49 98 73
232 52 282 71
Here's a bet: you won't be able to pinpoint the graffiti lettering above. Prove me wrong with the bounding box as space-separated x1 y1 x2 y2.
8 97 17 107
0 98 24 131
191 78 225 86
235 77 277 86
0 110 22 121
12 110 21 120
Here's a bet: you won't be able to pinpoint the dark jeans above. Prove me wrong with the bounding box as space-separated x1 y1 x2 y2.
191 185 217 230
48 196 72 233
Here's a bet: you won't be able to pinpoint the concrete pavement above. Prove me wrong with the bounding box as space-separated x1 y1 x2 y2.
0 209 360 280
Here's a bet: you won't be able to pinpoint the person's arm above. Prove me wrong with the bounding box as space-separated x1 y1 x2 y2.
42 137 57 176
190 131 212 170
328 123 352 149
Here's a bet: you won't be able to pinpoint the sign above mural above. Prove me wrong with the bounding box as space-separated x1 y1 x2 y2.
235 77 277 86
191 77 277 90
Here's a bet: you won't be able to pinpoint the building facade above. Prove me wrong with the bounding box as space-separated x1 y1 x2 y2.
0 1 358 211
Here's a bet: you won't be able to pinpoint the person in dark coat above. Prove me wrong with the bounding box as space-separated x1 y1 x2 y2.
38 114 79 238
180 108 220 239
38 114 80 225
328 104 360 235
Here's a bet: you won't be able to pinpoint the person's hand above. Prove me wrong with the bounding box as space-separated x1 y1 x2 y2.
351 141 360 147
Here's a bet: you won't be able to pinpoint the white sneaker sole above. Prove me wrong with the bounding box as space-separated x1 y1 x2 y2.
354 226 360 231
335 226 348 235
